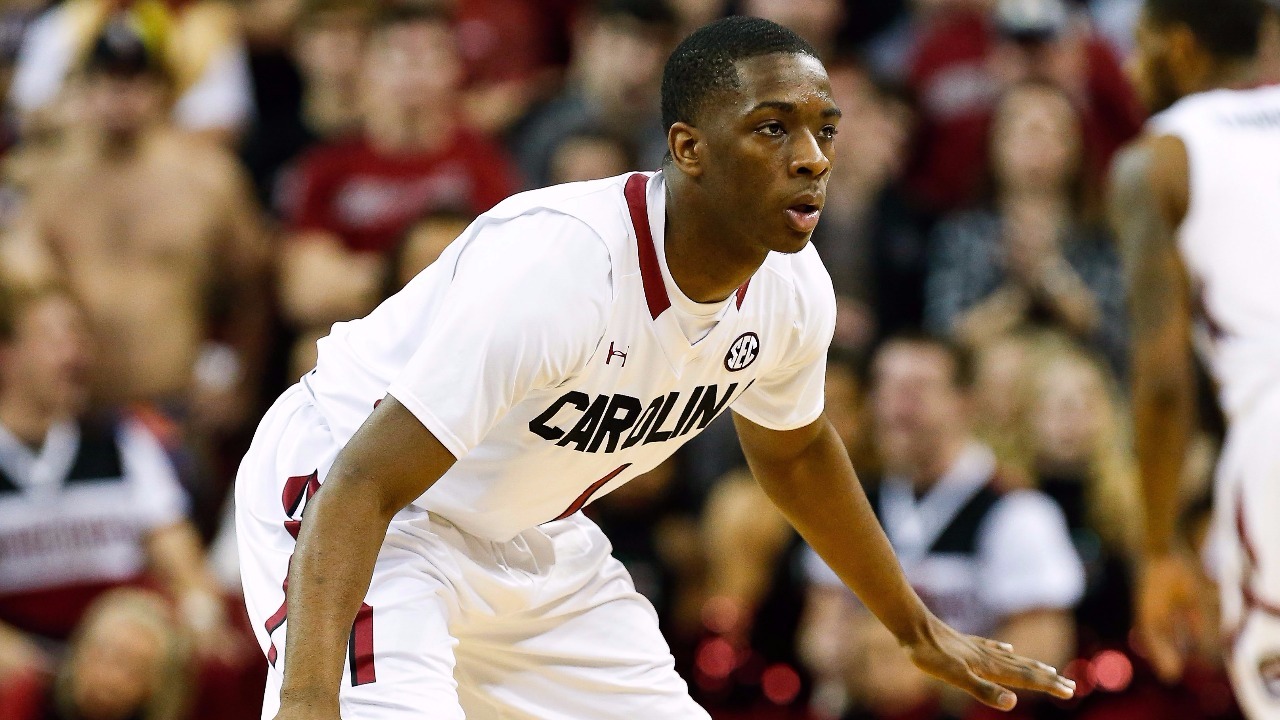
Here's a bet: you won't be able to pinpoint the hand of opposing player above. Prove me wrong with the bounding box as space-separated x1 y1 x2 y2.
904 613 1076 711
1136 552 1207 683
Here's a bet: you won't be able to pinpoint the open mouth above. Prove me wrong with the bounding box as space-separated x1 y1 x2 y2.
784 203 822 233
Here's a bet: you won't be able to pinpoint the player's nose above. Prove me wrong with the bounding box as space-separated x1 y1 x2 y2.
789 129 831 179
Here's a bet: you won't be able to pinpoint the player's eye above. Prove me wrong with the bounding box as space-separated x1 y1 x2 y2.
819 125 839 140
756 121 785 137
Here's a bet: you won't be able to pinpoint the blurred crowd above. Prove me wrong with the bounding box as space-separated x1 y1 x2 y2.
0 0 1255 718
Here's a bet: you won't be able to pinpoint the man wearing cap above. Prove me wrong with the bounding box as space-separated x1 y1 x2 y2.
6 21 269 511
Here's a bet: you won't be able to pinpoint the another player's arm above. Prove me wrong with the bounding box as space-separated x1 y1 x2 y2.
276 398 455 717
1109 134 1202 681
733 413 1076 711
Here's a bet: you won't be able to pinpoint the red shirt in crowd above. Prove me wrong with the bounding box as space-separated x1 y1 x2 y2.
279 128 519 255
906 11 1145 214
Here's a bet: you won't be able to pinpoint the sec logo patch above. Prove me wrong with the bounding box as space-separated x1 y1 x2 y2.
725 332 760 372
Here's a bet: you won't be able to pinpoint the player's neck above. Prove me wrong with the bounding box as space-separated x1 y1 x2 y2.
663 183 768 304
0 396 58 449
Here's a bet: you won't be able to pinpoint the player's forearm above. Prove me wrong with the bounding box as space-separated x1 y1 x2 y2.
278 471 394 706
748 421 931 644
1133 352 1195 557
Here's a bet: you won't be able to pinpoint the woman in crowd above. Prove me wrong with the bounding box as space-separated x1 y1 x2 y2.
924 81 1127 376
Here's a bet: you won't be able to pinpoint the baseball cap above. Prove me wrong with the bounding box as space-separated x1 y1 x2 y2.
82 19 162 77
994 0 1070 42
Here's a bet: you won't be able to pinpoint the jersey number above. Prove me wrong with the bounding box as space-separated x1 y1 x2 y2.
264 471 377 686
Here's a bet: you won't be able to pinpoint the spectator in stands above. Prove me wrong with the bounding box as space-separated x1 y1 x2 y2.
9 0 254 145
511 0 676 188
0 281 235 682
803 334 1084 717
241 0 376 208
2 589 191 720
813 57 928 353
1005 333 1140 648
669 0 726 40
740 0 845 59
546 129 635 185
446 0 579 136
905 0 1143 213
6 22 270 529
924 81 1128 375
277 4 518 372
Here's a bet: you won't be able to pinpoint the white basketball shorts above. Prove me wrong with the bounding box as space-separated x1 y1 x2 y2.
1213 391 1280 720
235 384 710 719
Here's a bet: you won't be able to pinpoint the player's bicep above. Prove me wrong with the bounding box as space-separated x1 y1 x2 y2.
733 410 826 470
326 396 457 517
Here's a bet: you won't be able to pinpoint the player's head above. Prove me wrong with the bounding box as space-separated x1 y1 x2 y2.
78 19 170 138
1133 0 1266 112
0 278 91 418
362 4 461 117
870 333 975 479
662 16 839 254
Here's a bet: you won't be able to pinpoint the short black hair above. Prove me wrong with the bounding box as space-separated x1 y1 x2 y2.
661 16 819 131
877 331 977 390
1146 0 1265 59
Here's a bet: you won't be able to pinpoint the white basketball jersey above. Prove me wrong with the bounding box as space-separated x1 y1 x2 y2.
1148 85 1280 419
302 172 836 541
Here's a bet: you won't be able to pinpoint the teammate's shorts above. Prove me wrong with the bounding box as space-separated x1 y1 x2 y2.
1212 391 1280 720
235 384 710 720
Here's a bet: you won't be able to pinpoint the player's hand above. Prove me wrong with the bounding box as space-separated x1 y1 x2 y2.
1136 552 1207 683
903 613 1076 711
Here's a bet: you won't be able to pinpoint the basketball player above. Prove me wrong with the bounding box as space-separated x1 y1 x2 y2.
238 18 1076 720
1112 0 1280 715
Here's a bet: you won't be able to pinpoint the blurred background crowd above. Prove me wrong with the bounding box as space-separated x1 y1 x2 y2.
0 0 1258 718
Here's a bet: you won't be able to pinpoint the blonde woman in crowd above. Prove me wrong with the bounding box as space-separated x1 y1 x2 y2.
978 332 1156 655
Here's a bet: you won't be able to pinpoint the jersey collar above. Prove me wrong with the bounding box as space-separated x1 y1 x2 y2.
623 173 750 320
624 172 755 376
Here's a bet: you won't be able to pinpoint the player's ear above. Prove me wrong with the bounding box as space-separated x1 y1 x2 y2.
668 122 704 178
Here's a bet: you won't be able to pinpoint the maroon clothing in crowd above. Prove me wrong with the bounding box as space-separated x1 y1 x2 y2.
279 129 518 255
906 11 1145 213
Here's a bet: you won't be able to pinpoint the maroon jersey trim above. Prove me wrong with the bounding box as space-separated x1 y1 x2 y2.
624 173 750 320
625 174 670 320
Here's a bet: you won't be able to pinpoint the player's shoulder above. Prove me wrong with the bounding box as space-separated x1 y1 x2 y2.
484 174 635 231
1149 85 1280 133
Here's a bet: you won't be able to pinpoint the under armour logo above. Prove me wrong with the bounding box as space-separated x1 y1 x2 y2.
724 332 760 372
606 341 629 367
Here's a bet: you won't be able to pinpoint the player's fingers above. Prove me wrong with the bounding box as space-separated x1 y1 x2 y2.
980 638 1016 652
973 647 1076 700
960 671 1018 711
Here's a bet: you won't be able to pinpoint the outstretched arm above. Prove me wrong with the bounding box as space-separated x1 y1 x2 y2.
275 398 456 718
1109 134 1201 681
733 413 1076 711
